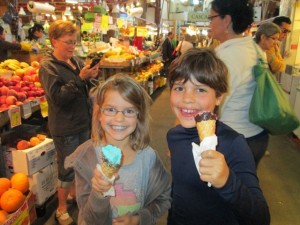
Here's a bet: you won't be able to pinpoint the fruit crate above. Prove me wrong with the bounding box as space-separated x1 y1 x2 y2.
1 124 42 147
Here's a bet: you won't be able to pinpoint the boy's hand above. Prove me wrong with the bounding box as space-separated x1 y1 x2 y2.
112 214 139 225
199 150 229 188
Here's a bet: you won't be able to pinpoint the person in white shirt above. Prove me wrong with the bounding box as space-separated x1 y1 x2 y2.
209 0 269 167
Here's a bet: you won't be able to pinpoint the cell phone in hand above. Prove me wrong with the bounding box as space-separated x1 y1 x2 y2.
90 57 101 68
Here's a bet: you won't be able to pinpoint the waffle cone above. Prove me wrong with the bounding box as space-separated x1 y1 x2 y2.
196 120 216 141
101 162 118 178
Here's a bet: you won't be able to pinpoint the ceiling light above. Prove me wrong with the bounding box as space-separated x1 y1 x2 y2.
19 7 26 16
66 0 78 4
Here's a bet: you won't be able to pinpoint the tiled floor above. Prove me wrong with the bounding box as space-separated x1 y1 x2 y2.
35 87 300 225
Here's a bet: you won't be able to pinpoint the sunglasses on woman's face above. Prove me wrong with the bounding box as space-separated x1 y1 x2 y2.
281 28 291 34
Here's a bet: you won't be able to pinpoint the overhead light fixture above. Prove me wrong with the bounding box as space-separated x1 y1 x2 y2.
19 7 26 16
112 4 120 13
66 0 78 4
64 6 72 16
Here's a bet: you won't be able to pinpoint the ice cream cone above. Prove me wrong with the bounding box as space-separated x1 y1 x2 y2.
195 112 217 141
100 145 122 178
101 160 119 178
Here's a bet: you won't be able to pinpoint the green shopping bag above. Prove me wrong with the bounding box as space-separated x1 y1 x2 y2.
249 56 299 135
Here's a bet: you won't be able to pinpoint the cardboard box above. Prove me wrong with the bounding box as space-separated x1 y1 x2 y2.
9 138 56 176
29 162 58 206
2 192 36 225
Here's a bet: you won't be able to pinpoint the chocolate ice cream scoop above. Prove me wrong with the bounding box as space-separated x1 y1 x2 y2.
195 112 217 141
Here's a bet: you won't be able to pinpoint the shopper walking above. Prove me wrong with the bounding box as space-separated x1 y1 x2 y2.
266 16 292 78
39 20 100 225
209 0 269 167
166 48 270 225
65 74 171 225
255 22 281 53
161 31 175 76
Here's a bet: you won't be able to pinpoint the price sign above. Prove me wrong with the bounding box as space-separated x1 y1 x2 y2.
40 98 48 118
22 102 32 119
9 106 21 128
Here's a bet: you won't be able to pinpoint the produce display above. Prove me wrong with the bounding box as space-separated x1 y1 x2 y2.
0 173 29 217
0 59 44 111
16 133 47 150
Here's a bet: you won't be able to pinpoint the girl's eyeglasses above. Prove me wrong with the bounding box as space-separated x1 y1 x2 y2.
100 107 139 118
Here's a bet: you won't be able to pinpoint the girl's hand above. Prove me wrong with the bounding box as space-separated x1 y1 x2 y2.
91 168 113 193
199 150 229 188
112 214 139 225
79 64 99 80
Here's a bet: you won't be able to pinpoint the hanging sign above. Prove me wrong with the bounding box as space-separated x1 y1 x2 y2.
188 12 209 22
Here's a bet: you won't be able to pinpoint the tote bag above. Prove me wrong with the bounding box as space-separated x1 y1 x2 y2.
249 44 299 135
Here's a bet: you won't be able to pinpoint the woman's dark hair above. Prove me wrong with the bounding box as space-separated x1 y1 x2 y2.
0 26 4 35
211 0 254 34
27 23 44 41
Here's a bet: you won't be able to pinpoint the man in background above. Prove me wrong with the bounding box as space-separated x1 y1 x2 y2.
161 31 174 76
266 16 292 80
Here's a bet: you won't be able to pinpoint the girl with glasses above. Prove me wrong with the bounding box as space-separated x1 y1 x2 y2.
65 74 171 225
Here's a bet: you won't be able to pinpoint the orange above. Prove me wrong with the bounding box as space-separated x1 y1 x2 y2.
29 137 41 147
0 189 25 213
0 178 11 198
10 173 29 194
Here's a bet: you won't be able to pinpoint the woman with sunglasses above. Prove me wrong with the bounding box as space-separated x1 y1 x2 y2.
255 22 281 53
39 20 99 225
209 0 270 168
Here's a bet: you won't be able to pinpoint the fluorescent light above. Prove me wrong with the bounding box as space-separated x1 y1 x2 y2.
19 7 26 16
66 0 78 4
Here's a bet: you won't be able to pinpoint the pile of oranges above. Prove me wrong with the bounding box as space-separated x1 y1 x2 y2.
0 173 29 223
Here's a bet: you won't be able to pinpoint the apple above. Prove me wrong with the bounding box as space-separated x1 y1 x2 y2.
7 89 18 98
24 66 36 76
3 80 13 87
16 92 27 101
5 96 17 105
11 75 21 82
16 101 23 106
34 81 42 88
27 91 36 97
23 75 33 82
0 96 6 104
31 61 40 68
0 104 8 111
0 86 9 95
0 82 3 87
32 75 40 82
21 86 30 92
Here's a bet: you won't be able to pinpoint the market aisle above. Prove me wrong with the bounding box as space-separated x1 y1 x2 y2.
39 87 300 225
